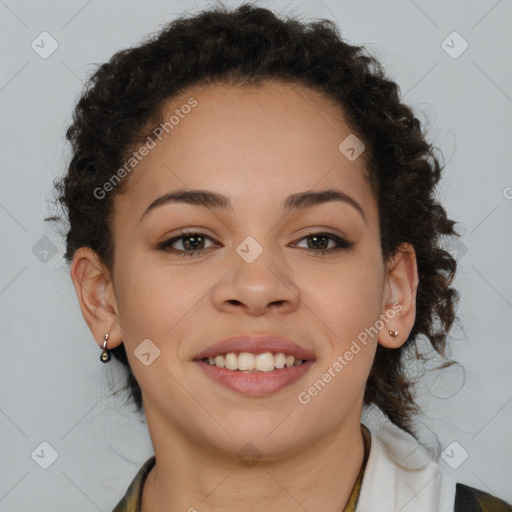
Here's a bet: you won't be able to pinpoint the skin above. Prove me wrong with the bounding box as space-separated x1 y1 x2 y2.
71 81 418 512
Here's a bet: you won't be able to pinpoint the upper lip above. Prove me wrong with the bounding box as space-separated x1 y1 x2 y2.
193 335 315 361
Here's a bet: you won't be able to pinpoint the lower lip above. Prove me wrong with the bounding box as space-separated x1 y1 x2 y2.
195 360 315 396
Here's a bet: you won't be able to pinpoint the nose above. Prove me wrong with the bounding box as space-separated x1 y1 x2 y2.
211 241 300 317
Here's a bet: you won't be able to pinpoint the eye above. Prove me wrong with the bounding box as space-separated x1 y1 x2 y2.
157 230 354 258
157 231 217 257
293 232 354 256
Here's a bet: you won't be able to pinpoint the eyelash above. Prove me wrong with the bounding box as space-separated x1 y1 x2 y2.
157 230 354 258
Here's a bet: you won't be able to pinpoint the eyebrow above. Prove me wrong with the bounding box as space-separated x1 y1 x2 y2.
140 187 367 223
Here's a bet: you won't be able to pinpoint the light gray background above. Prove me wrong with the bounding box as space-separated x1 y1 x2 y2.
1 0 511 510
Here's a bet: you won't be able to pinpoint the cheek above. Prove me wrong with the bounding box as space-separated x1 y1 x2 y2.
113 255 218 357
293 331 377 440
299 258 385 347
112 257 183 339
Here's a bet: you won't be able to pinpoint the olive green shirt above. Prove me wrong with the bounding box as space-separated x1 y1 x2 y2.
111 424 511 511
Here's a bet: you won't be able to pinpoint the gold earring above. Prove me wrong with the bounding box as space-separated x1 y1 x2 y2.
388 330 398 340
100 333 111 363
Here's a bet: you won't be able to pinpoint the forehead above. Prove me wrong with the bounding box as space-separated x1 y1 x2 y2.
116 81 375 221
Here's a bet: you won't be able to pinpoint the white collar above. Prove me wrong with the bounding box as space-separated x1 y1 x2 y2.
357 411 456 511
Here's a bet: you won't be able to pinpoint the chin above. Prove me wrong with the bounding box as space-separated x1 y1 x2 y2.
199 413 316 462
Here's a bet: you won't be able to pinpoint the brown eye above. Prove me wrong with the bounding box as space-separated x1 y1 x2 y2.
294 232 354 255
158 232 216 256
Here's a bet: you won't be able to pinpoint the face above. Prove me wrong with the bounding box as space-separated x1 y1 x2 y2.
99 81 399 459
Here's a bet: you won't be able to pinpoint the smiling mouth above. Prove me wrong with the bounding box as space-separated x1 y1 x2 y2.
199 351 311 372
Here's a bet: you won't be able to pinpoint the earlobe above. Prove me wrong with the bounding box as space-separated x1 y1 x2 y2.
378 242 419 349
69 247 123 350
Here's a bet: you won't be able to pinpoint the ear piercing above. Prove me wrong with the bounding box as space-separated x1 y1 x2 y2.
100 333 111 363
388 330 398 340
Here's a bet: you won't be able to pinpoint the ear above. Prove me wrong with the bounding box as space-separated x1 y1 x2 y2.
378 242 419 349
69 247 124 351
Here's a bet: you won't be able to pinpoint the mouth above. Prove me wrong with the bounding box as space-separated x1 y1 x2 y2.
199 351 309 372
193 335 315 396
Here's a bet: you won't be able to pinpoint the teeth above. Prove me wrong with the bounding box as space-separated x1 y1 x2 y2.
274 352 286 369
202 351 306 371
225 352 238 371
254 352 274 372
238 352 255 371
285 355 295 368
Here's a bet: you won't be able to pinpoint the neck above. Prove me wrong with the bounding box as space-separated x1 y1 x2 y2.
141 411 367 512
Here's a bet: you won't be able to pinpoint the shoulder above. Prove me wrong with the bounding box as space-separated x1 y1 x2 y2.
455 483 512 512
111 455 156 512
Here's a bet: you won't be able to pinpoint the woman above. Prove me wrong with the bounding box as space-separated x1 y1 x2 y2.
48 3 511 511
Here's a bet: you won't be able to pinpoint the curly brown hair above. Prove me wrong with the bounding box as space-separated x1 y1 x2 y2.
47 2 461 441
